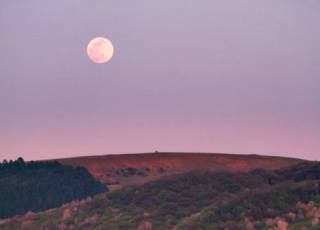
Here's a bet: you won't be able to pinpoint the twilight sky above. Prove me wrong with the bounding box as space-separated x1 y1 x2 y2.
1 0 319 161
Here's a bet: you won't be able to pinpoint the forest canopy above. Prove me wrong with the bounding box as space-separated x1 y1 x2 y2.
0 158 106 219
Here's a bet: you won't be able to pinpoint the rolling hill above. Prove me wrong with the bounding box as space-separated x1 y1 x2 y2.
1 159 320 230
57 152 302 190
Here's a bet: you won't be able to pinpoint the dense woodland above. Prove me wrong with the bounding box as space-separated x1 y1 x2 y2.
0 158 106 219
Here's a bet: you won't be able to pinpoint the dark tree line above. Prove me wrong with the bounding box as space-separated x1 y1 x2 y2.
0 158 106 219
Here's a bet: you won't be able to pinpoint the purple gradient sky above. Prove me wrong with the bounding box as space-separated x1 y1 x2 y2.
1 0 319 161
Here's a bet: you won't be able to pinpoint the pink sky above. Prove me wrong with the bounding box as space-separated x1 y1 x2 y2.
1 0 319 160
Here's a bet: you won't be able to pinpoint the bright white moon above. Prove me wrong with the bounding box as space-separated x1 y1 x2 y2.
87 37 114 64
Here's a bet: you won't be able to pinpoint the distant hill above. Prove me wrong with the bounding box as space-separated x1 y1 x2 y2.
2 161 320 230
57 152 302 190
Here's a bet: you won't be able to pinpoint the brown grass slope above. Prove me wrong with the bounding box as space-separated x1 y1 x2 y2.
57 152 302 189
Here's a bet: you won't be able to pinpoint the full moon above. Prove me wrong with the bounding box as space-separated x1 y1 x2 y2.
87 37 114 64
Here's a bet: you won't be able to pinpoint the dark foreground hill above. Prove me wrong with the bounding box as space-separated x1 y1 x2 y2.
0 158 106 219
1 159 320 230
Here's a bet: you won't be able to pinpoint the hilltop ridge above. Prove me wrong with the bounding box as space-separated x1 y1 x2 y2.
57 152 302 190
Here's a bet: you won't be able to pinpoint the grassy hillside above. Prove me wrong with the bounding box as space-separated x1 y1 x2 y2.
1 161 320 230
58 152 302 189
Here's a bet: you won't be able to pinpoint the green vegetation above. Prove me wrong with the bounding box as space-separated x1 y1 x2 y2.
180 181 320 229
108 170 266 213
0 158 106 219
1 161 320 230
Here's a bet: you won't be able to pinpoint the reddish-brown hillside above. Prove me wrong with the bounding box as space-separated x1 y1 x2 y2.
58 152 302 190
